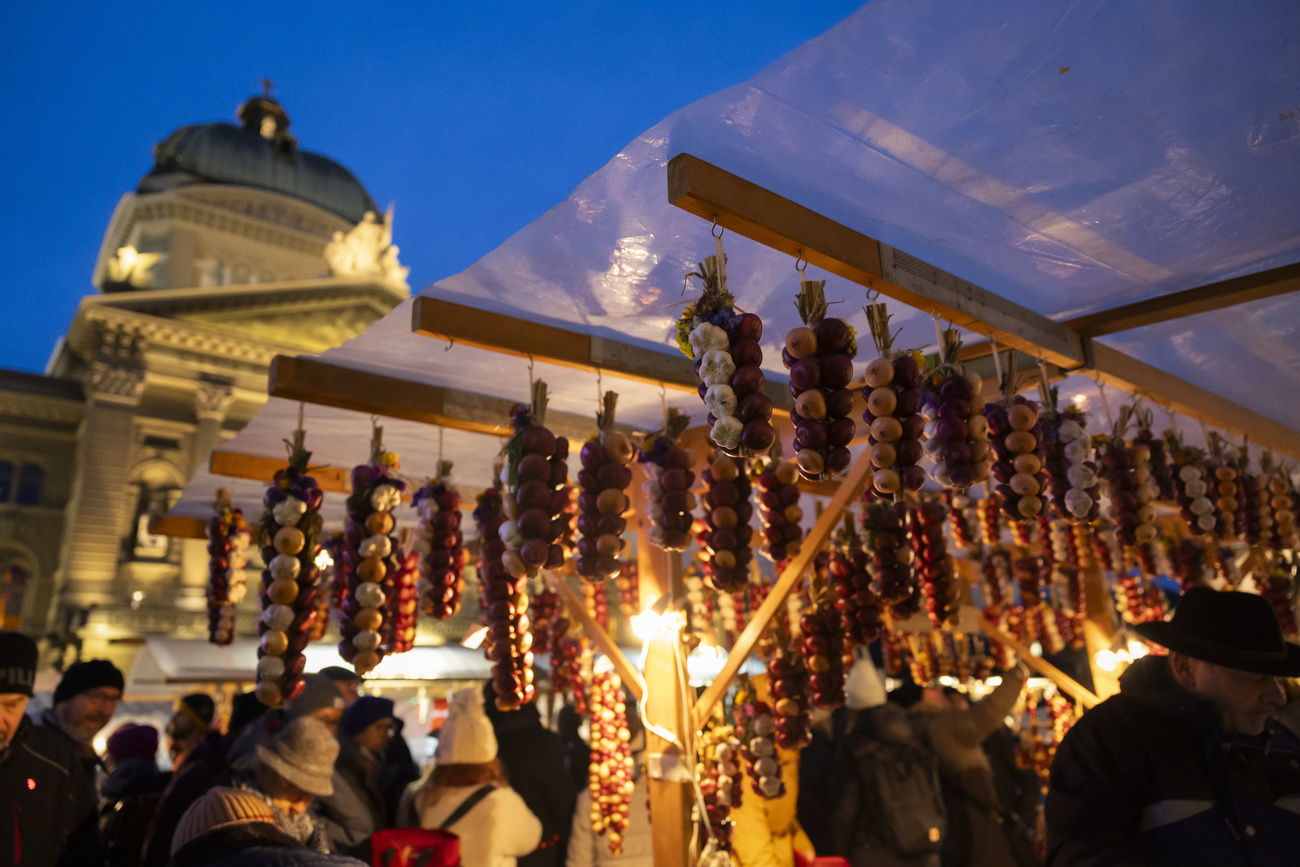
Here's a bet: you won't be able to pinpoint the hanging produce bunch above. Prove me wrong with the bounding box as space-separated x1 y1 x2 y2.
206 489 251 646
752 442 805 564
676 244 775 456
474 477 536 711
1167 432 1218 536
1207 433 1240 541
922 325 991 491
1257 555 1299 637
340 436 414 674
255 430 324 707
734 681 785 799
765 627 813 750
637 408 697 551
587 669 633 855
828 517 884 651
699 452 755 592
1098 405 1160 549
500 381 571 580
914 496 959 627
698 724 743 853
1037 379 1100 523
946 490 979 550
413 460 465 620
615 560 639 618
784 274 857 479
576 391 635 582
985 350 1047 522
861 298 926 496
863 499 921 620
798 586 846 708
1265 457 1299 549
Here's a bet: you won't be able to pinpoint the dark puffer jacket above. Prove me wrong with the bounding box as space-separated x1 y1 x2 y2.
167 822 366 867
1045 655 1300 866
1 714 103 866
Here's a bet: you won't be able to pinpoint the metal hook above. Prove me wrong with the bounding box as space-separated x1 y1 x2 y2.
596 369 603 406
444 337 454 352
526 354 535 389
794 252 807 276
711 215 723 239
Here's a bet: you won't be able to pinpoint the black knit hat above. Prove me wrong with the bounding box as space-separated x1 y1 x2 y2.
178 693 216 727
1135 586 1300 677
53 659 124 704
0 632 38 696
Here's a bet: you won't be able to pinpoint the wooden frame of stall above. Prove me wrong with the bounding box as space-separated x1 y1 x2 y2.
153 152 1300 867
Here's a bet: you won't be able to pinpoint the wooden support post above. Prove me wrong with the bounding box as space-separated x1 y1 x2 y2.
542 571 643 702
694 446 874 726
978 616 1101 709
1082 562 1121 700
644 630 695 867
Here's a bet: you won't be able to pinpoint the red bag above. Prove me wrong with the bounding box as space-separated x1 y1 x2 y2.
370 828 460 867
794 855 850 867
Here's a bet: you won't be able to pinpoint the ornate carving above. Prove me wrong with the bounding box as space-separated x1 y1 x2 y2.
194 382 234 421
324 207 409 292
84 361 145 405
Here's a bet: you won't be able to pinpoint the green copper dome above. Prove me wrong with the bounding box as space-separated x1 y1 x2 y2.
138 96 378 225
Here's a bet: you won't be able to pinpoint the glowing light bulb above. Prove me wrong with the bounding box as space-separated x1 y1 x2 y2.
315 549 334 571
1127 640 1149 659
1095 650 1118 672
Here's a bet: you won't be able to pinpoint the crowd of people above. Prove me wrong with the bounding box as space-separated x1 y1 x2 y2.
5 586 1300 867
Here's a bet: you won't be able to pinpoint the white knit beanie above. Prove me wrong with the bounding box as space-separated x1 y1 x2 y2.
434 687 498 765
844 648 888 710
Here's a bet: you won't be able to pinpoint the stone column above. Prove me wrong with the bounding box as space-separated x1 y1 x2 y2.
54 359 146 611
178 381 236 611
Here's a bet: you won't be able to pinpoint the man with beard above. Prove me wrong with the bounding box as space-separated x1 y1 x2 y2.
42 658 124 784
0 632 103 865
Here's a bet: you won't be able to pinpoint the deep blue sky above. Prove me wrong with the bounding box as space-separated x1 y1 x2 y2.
0 2 864 373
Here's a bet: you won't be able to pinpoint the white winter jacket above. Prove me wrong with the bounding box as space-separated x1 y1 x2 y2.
418 783 543 867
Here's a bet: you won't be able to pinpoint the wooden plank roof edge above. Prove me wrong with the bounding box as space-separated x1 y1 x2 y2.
409 295 795 413
666 152 1084 368
268 354 638 443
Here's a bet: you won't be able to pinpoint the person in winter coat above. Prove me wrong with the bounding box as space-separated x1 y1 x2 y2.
227 674 346 768
483 681 576 865
907 659 1029 867
141 690 264 867
232 716 339 852
41 657 125 785
164 693 215 770
0 631 104 867
565 699 651 867
1045 587 1300 867
731 675 816 867
557 704 592 794
408 687 542 867
314 696 393 859
167 786 366 867
101 722 170 867
832 654 946 867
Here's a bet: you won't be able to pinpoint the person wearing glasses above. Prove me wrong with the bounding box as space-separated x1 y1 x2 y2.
41 658 125 784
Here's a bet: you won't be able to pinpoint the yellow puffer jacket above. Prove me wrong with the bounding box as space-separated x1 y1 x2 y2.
731 743 815 867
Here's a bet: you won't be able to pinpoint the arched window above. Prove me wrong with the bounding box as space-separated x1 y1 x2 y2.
0 462 12 502
15 464 42 506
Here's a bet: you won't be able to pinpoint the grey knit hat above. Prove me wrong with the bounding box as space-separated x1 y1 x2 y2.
284 673 343 721
255 716 338 796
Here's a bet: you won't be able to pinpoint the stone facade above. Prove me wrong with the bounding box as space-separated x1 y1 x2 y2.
0 97 408 673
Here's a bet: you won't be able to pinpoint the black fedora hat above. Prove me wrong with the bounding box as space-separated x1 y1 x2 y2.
1135 586 1300 677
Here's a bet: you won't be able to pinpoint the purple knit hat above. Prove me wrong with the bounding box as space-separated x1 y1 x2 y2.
107 722 160 762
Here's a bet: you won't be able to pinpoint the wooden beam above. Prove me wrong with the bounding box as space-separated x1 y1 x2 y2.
148 515 208 540
693 445 875 726
543 570 644 701
209 450 350 493
1065 261 1300 337
978 615 1101 709
411 296 794 413
269 355 629 445
667 153 1084 368
1090 343 1300 459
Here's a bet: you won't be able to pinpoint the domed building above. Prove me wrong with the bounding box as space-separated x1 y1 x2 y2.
0 92 409 671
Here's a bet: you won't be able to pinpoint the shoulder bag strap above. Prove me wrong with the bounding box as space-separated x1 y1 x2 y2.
438 785 497 831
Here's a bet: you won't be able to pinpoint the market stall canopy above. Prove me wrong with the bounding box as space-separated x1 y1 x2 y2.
173 0 1300 521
